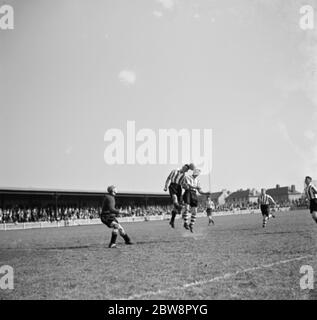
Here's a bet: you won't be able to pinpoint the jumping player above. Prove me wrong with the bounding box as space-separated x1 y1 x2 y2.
182 168 210 232
304 176 317 224
164 163 195 228
206 195 215 226
258 188 276 228
100 185 133 248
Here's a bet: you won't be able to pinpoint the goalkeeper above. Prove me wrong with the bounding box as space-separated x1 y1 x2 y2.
101 185 133 248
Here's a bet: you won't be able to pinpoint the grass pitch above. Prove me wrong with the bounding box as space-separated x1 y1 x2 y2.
0 210 316 300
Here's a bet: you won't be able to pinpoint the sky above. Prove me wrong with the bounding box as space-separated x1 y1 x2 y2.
1 0 317 193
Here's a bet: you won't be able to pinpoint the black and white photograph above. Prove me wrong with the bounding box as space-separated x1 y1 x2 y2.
0 0 317 307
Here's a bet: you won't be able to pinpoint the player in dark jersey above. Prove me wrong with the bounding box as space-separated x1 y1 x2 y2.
101 185 133 248
304 176 317 224
164 163 195 228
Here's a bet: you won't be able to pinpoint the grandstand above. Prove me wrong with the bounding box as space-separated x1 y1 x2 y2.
0 187 170 210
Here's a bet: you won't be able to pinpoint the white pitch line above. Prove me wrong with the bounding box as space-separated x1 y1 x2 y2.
124 254 313 300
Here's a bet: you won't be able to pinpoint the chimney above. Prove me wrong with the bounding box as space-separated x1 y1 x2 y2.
291 185 295 192
276 184 280 189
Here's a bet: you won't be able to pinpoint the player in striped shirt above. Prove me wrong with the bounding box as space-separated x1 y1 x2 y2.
304 176 317 224
164 163 195 228
182 168 210 232
258 188 276 228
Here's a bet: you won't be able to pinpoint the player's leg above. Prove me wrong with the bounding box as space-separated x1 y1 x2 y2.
207 209 214 225
260 205 269 228
312 212 317 224
169 194 179 228
262 214 268 228
177 188 183 216
183 204 190 229
182 191 190 229
109 220 133 247
109 227 118 248
169 184 182 228
310 200 317 224
170 186 182 210
189 194 198 232
189 207 197 233
100 214 117 247
209 213 214 225
116 221 133 244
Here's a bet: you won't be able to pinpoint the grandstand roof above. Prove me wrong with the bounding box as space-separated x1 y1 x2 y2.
0 187 169 198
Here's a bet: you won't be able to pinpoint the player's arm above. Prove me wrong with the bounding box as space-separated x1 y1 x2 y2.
268 195 276 206
197 184 210 196
108 197 121 215
181 176 190 190
164 171 173 191
194 179 208 195
198 189 211 196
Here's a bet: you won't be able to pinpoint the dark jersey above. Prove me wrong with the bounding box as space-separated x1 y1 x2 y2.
101 193 120 215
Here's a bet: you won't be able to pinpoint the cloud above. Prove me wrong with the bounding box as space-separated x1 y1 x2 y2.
118 70 136 85
304 130 316 141
277 121 306 161
65 146 73 156
153 10 163 18
156 0 175 11
299 28 317 172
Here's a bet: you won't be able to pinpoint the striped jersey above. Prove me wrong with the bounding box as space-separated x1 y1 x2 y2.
258 194 275 205
167 169 186 185
182 175 200 193
305 183 317 200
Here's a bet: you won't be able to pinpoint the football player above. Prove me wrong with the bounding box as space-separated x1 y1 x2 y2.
164 163 195 228
100 185 133 248
182 168 210 232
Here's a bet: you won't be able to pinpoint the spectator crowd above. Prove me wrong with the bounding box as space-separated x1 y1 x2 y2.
0 205 173 224
0 198 308 224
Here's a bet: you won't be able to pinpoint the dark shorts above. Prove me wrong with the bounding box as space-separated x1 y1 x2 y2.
183 190 198 208
169 183 182 203
260 204 270 217
100 213 118 228
309 199 317 213
206 208 212 216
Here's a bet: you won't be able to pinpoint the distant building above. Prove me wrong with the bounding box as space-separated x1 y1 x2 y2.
266 184 302 205
225 189 259 208
209 190 229 206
